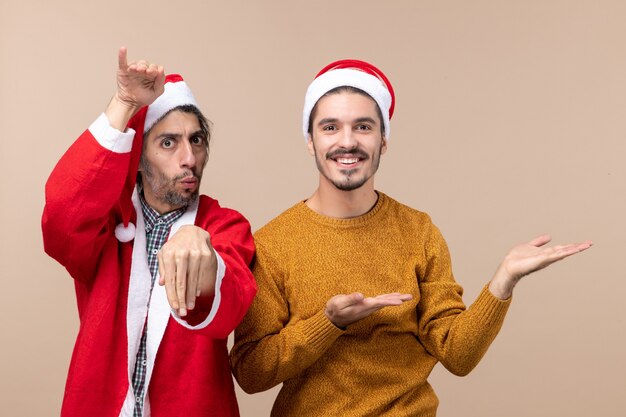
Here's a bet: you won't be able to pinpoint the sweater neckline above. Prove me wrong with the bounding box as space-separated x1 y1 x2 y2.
297 191 388 228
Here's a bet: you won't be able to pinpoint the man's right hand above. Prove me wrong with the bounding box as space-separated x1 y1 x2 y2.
324 292 413 329
105 46 166 130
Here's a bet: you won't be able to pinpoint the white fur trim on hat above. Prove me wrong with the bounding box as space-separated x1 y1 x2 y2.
302 68 392 141
144 80 199 133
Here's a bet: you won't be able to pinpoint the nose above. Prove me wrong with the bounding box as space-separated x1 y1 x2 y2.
179 139 197 169
337 127 357 148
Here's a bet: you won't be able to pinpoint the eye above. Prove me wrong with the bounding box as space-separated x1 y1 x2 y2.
190 135 205 145
161 138 174 148
356 124 372 131
322 125 337 131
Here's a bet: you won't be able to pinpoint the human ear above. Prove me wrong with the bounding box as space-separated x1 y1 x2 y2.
306 135 315 156
380 137 388 155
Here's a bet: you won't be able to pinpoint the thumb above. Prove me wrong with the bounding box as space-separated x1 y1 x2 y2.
154 67 166 95
529 234 551 247
347 292 364 304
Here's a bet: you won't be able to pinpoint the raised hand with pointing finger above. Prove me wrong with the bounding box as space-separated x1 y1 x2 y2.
105 46 165 130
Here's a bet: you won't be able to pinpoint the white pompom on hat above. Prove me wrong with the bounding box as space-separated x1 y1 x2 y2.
302 59 395 141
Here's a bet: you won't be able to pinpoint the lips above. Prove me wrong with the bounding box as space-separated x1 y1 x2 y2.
327 149 368 166
179 176 198 190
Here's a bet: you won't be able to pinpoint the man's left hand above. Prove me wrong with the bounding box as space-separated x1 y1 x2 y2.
158 225 217 317
489 234 592 299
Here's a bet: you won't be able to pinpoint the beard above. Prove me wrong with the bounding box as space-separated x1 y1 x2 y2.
314 144 382 191
140 160 201 208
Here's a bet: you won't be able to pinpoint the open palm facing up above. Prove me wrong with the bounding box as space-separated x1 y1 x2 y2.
489 234 592 299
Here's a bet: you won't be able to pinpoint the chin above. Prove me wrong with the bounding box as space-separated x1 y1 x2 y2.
332 179 368 191
163 191 199 208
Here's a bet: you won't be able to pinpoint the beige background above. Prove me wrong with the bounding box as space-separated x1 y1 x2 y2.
1 0 624 416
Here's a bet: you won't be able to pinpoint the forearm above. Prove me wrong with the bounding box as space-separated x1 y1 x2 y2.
231 309 343 393
104 94 141 131
423 285 511 376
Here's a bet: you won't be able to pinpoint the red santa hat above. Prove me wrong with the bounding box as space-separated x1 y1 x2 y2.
302 59 395 141
114 74 199 241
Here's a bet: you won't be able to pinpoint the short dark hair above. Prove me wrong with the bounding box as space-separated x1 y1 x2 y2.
307 86 385 136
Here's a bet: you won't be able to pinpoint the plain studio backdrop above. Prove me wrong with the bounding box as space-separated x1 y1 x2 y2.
1 1 624 416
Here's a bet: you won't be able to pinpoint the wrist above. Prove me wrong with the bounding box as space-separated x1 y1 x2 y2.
324 310 347 330
104 94 142 131
489 266 518 300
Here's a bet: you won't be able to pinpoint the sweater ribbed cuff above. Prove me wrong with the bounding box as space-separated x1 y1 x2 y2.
470 284 511 325
301 309 345 352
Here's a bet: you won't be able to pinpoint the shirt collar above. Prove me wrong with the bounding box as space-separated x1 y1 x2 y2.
139 192 187 234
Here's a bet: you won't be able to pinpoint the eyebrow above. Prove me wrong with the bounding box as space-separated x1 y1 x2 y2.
316 117 378 126
153 129 205 140
317 117 339 126
354 117 378 125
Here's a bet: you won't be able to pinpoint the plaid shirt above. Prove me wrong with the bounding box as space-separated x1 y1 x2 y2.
132 194 186 417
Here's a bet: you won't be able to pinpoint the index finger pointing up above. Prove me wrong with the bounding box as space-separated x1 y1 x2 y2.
118 46 128 70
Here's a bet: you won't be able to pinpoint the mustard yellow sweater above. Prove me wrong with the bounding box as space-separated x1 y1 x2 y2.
231 192 511 416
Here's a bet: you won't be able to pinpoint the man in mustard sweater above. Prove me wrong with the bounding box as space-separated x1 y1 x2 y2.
230 60 592 416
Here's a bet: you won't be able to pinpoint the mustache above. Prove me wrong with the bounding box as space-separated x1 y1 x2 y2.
172 170 199 182
326 148 369 160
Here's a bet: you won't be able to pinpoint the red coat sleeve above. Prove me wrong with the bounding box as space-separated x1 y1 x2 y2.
42 130 131 283
178 196 257 338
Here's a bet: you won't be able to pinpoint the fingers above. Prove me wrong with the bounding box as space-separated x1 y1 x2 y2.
325 291 413 328
197 249 213 298
114 47 166 110
336 292 412 308
373 292 413 301
156 226 218 318
154 68 166 91
496 235 593 291
159 248 192 317
118 46 128 71
530 240 593 276
124 61 165 100
127 60 161 77
575 241 593 251
158 251 165 286
175 251 188 317
529 234 552 247
160 249 179 310
185 249 201 310
372 293 413 304
548 241 593 261
331 292 364 310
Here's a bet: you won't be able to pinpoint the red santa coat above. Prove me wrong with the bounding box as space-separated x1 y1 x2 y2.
42 114 256 417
